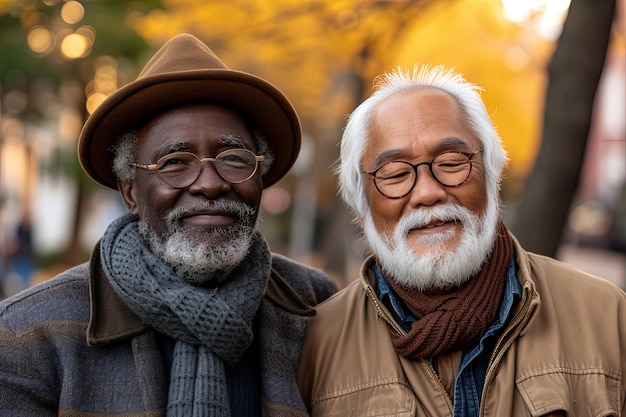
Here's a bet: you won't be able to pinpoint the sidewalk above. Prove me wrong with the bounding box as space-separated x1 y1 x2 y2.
557 243 626 290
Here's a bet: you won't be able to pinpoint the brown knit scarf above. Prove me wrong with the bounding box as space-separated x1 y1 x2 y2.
385 219 513 359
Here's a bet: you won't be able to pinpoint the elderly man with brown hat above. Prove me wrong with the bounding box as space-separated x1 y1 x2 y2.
0 34 337 417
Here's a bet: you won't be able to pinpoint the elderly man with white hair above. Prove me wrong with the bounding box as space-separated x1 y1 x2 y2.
297 65 626 416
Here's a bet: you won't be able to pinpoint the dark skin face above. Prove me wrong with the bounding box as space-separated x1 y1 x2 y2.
118 103 263 244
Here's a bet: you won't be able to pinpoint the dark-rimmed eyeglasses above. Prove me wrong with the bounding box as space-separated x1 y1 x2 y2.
131 149 265 189
365 150 482 199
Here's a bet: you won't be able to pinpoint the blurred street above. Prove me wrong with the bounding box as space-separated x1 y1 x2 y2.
557 244 626 290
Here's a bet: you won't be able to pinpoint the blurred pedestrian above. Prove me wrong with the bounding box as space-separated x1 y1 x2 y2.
9 213 34 290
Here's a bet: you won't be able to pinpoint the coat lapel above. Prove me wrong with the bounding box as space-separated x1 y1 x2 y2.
258 270 314 417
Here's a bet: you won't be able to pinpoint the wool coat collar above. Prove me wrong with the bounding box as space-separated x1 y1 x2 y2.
86 240 316 346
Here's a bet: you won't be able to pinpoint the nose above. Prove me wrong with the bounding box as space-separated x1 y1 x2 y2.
407 164 447 207
187 161 231 197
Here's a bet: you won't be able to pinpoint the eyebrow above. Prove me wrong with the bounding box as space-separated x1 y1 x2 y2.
158 140 190 154
372 149 405 167
218 135 246 148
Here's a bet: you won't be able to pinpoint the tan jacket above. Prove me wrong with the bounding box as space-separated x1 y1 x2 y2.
298 235 626 416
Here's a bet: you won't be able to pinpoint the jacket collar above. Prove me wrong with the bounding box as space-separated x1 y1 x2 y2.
87 241 146 345
508 234 541 335
87 240 315 346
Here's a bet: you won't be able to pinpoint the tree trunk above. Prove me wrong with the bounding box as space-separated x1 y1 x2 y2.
510 0 616 257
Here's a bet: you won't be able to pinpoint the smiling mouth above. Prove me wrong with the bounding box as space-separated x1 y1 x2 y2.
183 210 235 218
181 211 237 227
415 219 459 230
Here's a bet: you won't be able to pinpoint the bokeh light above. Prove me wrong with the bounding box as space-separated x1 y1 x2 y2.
85 56 118 114
60 1 84 25
262 187 292 214
60 32 89 59
26 26 53 54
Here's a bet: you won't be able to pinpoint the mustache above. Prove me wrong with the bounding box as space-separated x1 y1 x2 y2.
166 200 256 226
397 204 473 232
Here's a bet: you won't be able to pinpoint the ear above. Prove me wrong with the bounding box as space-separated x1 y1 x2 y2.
357 214 364 231
118 179 139 215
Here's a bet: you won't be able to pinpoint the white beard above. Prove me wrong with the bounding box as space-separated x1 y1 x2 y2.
139 200 258 286
362 193 500 291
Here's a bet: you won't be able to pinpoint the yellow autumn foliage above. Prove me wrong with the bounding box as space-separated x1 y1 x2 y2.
131 0 558 181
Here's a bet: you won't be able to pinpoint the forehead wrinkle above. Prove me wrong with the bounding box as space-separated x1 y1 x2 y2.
431 137 473 152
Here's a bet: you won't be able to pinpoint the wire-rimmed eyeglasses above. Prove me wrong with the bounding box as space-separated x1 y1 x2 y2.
131 149 265 189
365 150 482 199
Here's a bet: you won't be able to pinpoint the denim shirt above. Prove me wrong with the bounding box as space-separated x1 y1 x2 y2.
375 260 521 416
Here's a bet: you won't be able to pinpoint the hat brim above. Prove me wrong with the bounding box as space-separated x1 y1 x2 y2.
78 69 301 190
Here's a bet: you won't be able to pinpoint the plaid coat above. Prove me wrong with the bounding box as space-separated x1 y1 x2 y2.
0 242 337 417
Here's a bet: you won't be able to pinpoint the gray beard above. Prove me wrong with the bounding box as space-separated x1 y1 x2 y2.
363 193 500 291
139 200 258 286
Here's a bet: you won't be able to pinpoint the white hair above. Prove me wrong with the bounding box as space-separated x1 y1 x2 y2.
336 64 508 220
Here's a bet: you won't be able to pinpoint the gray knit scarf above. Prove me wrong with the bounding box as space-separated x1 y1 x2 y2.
100 213 269 417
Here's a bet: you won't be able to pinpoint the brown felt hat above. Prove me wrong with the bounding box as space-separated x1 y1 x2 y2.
77 33 301 190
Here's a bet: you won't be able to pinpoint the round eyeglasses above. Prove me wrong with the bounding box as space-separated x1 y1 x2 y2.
365 150 482 199
131 149 265 189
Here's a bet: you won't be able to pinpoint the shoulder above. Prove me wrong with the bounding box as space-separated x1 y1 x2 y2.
270 253 338 305
0 263 91 334
314 279 364 314
270 252 328 281
512 234 625 303
524 250 625 301
304 279 370 346
515 246 626 334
